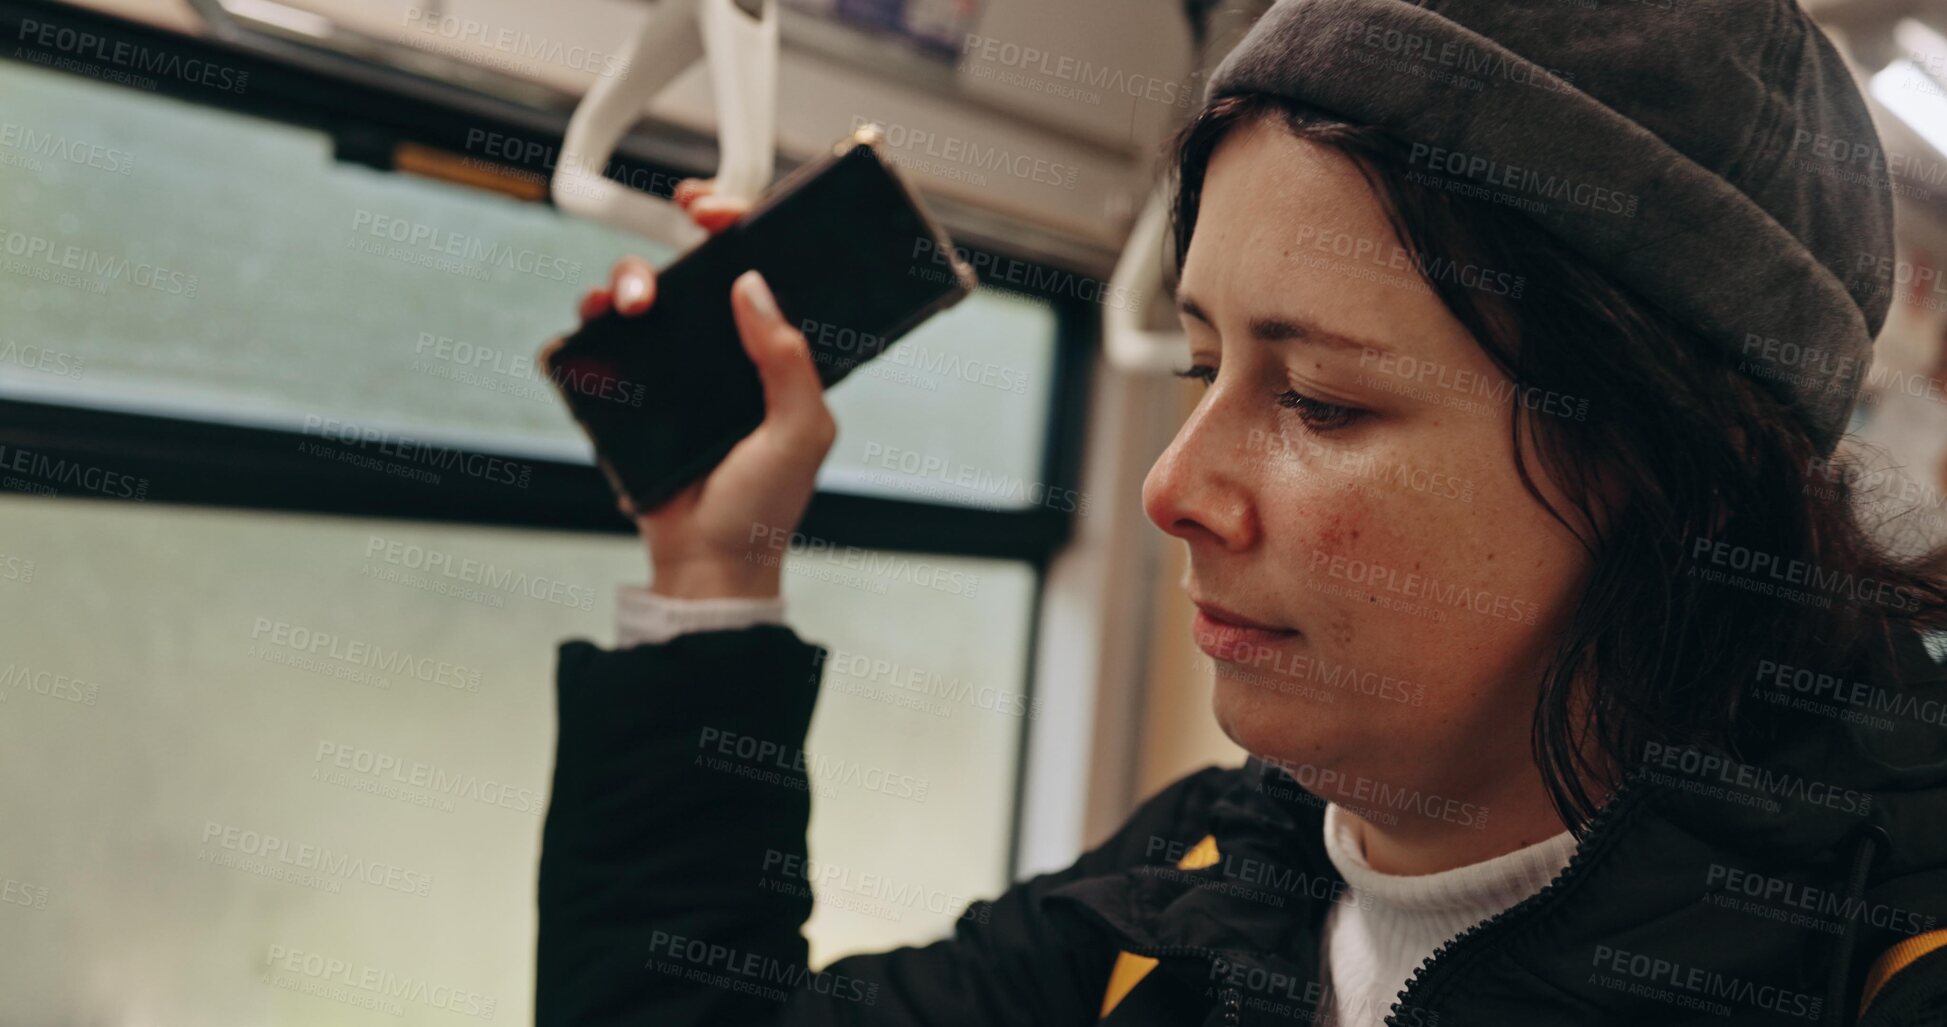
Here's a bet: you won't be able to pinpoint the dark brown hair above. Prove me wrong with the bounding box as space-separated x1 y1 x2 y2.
1168 92 1947 832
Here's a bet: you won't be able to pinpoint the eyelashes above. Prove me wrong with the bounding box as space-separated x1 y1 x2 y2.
1273 385 1363 432
1172 364 1365 433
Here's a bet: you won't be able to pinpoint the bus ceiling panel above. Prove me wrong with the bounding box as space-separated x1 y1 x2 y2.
62 0 1176 276
47 0 208 35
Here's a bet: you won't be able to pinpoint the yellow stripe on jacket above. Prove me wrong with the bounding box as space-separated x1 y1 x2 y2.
1099 834 1222 1020
1859 927 1947 1019
1097 841 1947 1023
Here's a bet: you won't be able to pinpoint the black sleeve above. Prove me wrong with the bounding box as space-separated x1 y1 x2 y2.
535 625 1232 1027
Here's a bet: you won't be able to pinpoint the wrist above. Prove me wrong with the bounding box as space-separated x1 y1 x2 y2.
617 585 785 647
648 556 781 600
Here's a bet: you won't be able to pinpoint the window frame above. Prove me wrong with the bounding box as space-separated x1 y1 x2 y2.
0 0 1108 878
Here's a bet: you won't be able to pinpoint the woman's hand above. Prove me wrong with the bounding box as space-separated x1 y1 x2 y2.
549 179 837 600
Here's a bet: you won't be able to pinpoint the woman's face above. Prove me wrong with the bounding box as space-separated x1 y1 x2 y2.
1142 116 1596 815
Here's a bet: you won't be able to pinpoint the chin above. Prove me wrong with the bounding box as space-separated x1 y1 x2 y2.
1208 661 1346 772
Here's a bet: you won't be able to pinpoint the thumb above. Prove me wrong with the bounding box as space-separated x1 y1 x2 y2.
731 271 831 437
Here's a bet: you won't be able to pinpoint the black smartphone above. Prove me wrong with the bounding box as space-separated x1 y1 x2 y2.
541 124 979 511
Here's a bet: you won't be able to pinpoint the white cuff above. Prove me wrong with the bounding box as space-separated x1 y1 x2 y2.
615 585 786 647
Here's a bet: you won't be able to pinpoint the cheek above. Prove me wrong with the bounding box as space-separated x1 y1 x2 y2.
1260 464 1377 562
1265 446 1553 669
1366 469 1586 704
1305 502 1366 556
1263 474 1389 648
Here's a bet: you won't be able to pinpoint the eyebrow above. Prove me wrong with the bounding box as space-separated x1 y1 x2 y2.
1175 289 1394 358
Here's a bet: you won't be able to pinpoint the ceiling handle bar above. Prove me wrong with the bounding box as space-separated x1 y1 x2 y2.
1103 182 1186 373
552 0 779 247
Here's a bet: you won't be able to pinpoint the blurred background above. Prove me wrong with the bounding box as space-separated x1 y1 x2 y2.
0 0 1943 1022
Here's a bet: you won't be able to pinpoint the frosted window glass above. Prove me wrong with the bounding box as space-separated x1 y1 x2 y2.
0 495 1033 1022
0 60 1059 507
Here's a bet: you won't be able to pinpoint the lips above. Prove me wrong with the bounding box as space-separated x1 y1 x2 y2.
1191 601 1300 662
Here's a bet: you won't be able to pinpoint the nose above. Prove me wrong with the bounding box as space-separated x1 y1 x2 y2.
1142 397 1259 552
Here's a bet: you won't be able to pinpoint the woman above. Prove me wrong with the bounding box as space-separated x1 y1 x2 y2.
536 1 1947 1024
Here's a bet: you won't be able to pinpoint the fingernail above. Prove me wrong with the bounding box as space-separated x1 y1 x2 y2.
616 274 649 313
736 270 779 322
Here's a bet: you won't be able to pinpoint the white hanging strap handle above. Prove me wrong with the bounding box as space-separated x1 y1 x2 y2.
1104 182 1186 373
553 0 778 248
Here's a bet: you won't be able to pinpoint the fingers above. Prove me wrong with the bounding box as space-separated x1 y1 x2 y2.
691 195 750 236
582 180 742 324
578 286 611 323
673 177 715 209
535 335 564 377
610 255 656 316
730 270 836 452
676 175 749 236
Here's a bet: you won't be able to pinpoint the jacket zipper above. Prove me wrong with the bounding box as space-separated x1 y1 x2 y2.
1137 942 1249 1026
1384 775 1648 1026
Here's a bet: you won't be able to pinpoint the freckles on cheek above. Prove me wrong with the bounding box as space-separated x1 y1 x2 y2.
1291 498 1373 650
1290 490 1434 649
1323 607 1354 649
1297 493 1374 563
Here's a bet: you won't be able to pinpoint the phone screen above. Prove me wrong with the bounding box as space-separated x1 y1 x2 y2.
544 140 975 511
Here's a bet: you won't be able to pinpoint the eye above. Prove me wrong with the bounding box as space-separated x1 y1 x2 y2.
1174 365 1365 433
1276 388 1364 433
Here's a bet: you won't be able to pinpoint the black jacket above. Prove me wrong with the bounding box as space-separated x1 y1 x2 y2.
536 625 1947 1026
